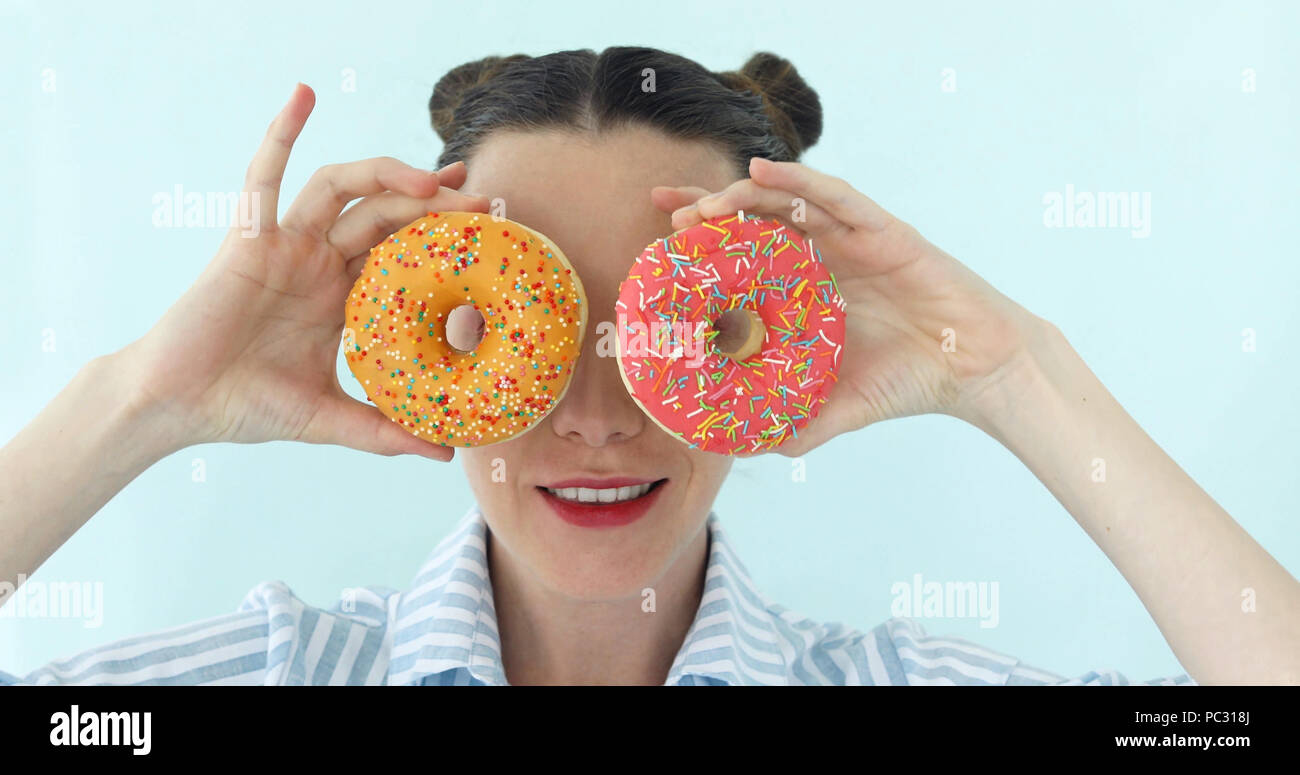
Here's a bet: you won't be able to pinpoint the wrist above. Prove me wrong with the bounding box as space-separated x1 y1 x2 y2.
95 345 199 460
946 315 1084 443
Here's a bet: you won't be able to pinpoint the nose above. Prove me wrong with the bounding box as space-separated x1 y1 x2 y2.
547 320 646 447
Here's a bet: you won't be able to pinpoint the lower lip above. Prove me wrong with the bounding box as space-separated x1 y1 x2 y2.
538 482 665 528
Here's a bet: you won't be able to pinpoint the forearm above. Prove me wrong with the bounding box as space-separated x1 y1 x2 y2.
0 349 186 593
959 320 1300 685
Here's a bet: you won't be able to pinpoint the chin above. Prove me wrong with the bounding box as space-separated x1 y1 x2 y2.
535 552 664 602
460 431 729 602
469 475 706 600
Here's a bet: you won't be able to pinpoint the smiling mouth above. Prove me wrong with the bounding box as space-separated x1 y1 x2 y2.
539 479 668 504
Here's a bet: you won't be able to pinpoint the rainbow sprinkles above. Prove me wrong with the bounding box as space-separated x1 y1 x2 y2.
614 211 847 455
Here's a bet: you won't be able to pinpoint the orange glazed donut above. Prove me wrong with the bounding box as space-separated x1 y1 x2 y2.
343 211 586 447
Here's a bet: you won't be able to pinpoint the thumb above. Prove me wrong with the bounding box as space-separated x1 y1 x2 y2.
650 185 713 215
300 392 455 462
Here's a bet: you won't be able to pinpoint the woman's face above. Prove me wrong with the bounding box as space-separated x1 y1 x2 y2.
457 126 739 601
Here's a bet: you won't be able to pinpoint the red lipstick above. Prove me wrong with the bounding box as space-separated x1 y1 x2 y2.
537 478 666 528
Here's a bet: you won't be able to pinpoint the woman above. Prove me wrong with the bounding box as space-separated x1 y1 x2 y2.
1 47 1296 686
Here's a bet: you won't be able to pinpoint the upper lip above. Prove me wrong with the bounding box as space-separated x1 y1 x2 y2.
540 476 663 489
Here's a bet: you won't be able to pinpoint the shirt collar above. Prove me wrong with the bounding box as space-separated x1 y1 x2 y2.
387 507 788 686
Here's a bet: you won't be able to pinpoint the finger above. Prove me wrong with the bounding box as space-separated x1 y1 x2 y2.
345 253 366 279
282 157 442 238
300 394 455 461
679 178 841 236
329 188 492 262
748 157 893 232
437 160 468 190
650 185 712 214
243 83 316 232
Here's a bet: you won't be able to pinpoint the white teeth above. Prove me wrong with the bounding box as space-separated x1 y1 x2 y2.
545 482 655 503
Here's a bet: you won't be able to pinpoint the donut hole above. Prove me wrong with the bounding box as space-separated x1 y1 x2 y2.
445 304 486 354
712 308 766 361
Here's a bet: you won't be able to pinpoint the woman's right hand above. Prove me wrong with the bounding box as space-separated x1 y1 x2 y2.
119 83 488 461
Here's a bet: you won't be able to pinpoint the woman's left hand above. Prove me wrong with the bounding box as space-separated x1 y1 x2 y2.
656 160 1300 685
651 157 1053 456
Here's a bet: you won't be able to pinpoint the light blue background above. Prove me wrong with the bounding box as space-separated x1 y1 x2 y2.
1 0 1296 681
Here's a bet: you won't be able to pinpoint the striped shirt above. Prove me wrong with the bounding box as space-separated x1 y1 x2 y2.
0 507 1195 686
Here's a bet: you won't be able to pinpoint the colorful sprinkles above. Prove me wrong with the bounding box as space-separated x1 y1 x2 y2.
343 212 585 447
615 212 846 454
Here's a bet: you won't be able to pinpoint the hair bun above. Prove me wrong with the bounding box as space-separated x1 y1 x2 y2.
717 52 823 157
429 54 531 143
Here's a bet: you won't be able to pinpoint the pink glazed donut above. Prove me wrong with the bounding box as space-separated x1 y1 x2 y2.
614 211 847 455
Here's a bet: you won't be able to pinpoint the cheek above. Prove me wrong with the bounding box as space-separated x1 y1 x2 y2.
683 449 733 497
459 440 528 509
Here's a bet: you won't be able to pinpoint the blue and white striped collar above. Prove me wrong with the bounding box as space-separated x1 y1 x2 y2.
386 507 789 686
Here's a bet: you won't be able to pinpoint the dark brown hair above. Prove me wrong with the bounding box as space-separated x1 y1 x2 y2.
429 46 822 174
